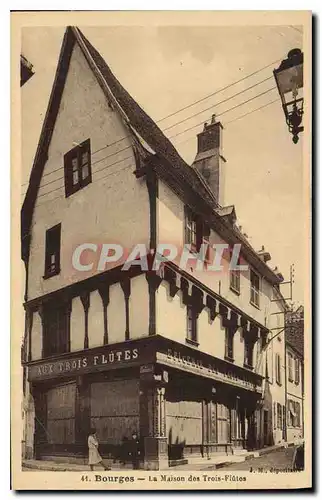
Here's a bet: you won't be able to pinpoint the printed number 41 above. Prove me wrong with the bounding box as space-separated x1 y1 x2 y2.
81 475 90 482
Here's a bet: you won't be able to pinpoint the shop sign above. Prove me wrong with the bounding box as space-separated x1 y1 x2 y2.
28 347 139 381
158 349 262 392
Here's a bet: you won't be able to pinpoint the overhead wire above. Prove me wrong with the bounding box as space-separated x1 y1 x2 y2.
21 55 282 190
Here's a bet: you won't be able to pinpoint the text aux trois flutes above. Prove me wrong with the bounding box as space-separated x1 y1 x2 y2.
32 348 139 377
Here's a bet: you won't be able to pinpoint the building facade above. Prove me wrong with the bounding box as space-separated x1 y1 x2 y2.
21 27 290 469
285 306 304 443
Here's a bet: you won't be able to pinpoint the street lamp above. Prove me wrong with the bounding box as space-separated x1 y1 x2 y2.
273 48 304 144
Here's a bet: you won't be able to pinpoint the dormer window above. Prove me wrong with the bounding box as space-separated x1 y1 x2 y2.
64 139 92 197
184 207 210 258
185 207 199 251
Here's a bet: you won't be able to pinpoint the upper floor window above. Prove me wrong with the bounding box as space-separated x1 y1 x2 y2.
184 207 211 264
43 301 70 357
230 247 241 294
250 269 260 307
185 207 201 252
288 352 294 382
275 353 282 385
44 223 61 279
244 340 254 369
294 357 300 385
186 305 198 345
225 327 234 361
64 139 92 197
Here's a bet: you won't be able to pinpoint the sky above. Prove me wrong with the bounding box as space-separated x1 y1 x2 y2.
21 24 305 305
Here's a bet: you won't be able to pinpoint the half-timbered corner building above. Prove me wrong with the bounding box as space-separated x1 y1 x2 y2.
21 26 288 469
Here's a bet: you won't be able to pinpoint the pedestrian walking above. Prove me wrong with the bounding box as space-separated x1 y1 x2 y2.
88 427 111 471
128 431 141 469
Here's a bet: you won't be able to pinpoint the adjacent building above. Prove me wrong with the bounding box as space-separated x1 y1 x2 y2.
21 26 296 469
285 306 304 443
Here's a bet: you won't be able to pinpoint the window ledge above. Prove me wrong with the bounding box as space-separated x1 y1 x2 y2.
243 363 254 371
224 355 235 363
276 381 282 386
250 300 260 310
43 269 60 280
185 338 199 347
229 285 240 296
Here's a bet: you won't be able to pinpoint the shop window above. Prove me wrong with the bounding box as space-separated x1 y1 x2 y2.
275 353 282 385
250 269 260 307
225 327 234 361
44 224 61 279
91 380 140 443
43 300 70 357
64 139 92 197
186 305 198 345
217 403 230 444
46 383 76 445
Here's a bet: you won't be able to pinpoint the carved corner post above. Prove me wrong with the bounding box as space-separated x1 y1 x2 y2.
98 285 110 345
202 398 209 459
140 368 168 470
80 291 90 349
37 305 45 359
64 298 72 353
33 386 47 459
121 278 131 341
25 307 34 363
145 273 162 336
75 375 91 456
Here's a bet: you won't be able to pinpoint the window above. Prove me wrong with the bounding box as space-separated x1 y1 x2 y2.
288 352 294 382
294 357 300 385
225 327 234 361
230 247 241 294
273 402 276 429
64 139 92 197
250 269 260 307
275 353 281 385
185 207 205 252
295 402 301 427
43 301 70 357
288 400 300 428
44 224 61 278
277 403 282 429
186 305 198 344
244 341 254 369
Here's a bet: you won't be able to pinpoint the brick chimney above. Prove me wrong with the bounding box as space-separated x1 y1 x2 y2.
192 114 226 205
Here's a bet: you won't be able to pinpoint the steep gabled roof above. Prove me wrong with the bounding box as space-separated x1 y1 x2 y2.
21 26 218 261
21 26 283 287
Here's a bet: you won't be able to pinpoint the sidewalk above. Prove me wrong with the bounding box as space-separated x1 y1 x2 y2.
22 442 299 472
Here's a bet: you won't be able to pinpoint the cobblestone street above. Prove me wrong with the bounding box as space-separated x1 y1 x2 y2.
218 447 296 471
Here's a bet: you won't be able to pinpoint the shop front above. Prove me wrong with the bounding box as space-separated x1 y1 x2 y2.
25 335 264 469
